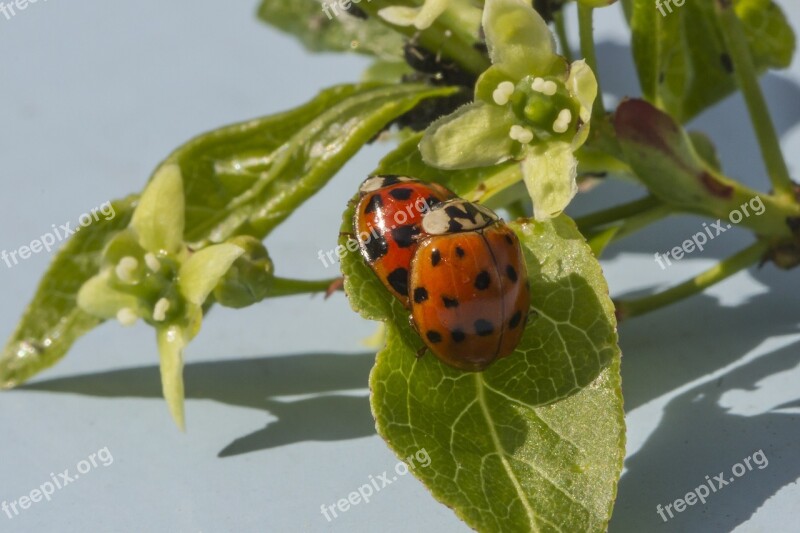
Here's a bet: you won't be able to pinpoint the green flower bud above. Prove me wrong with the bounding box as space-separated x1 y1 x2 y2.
213 236 274 309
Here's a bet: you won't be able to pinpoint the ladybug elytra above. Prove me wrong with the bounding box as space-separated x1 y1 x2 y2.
408 199 530 371
353 175 456 306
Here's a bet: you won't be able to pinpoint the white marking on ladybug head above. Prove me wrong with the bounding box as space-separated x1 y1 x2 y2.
421 199 499 235
359 175 413 193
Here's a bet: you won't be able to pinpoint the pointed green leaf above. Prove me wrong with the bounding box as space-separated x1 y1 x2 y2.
420 102 517 169
178 243 245 306
2 83 456 389
156 325 188 430
614 99 799 237
131 164 185 256
0 198 136 389
629 0 795 121
379 0 450 30
168 83 459 245
76 271 145 320
341 202 624 531
257 0 404 60
522 142 578 221
483 0 559 80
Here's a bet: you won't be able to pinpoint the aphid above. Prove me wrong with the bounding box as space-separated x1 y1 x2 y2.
353 175 456 306
408 199 530 371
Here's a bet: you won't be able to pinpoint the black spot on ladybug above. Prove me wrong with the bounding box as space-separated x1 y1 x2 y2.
474 319 494 336
721 52 734 74
451 329 466 343
506 265 518 283
442 296 459 308
431 249 441 266
474 271 491 290
426 196 441 210
363 194 383 214
387 268 409 296
389 187 413 200
426 330 443 343
413 287 429 303
455 246 465 258
363 235 388 262
505 234 514 245
391 225 419 248
509 310 523 329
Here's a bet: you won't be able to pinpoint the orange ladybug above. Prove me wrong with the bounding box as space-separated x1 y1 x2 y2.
408 199 530 371
353 175 456 306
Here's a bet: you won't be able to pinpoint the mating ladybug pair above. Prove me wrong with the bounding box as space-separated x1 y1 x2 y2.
353 175 531 371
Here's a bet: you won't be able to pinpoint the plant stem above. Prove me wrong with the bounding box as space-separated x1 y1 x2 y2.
577 4 606 118
553 10 573 63
268 277 340 298
614 240 769 320
574 196 663 231
715 3 795 202
359 1 490 76
609 204 673 242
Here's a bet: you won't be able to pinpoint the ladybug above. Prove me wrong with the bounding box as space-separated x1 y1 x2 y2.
353 175 456 306
408 199 530 371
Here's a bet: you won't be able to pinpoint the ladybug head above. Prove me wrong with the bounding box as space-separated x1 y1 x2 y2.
421 199 499 235
359 175 414 194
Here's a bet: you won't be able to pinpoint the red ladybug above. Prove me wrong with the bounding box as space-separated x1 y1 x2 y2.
408 199 530 371
353 175 456 306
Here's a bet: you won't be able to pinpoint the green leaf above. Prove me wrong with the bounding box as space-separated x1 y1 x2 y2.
257 0 404 60
341 203 624 531
0 197 136 389
522 141 578 221
168 83 459 245
630 0 795 122
178 243 245 306
2 83 456 388
420 102 517 170
483 0 559 80
615 99 800 237
156 324 189 431
375 132 521 203
131 164 185 255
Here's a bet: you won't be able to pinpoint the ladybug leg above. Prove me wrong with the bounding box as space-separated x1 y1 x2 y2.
407 315 427 359
339 231 355 239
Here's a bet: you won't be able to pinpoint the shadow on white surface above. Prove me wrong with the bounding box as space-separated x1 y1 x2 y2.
20 352 377 457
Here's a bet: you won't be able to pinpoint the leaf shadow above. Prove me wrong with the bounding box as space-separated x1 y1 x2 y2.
610 338 800 532
20 352 378 457
610 258 800 530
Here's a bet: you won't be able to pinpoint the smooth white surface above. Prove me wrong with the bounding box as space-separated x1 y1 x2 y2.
0 1 798 532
